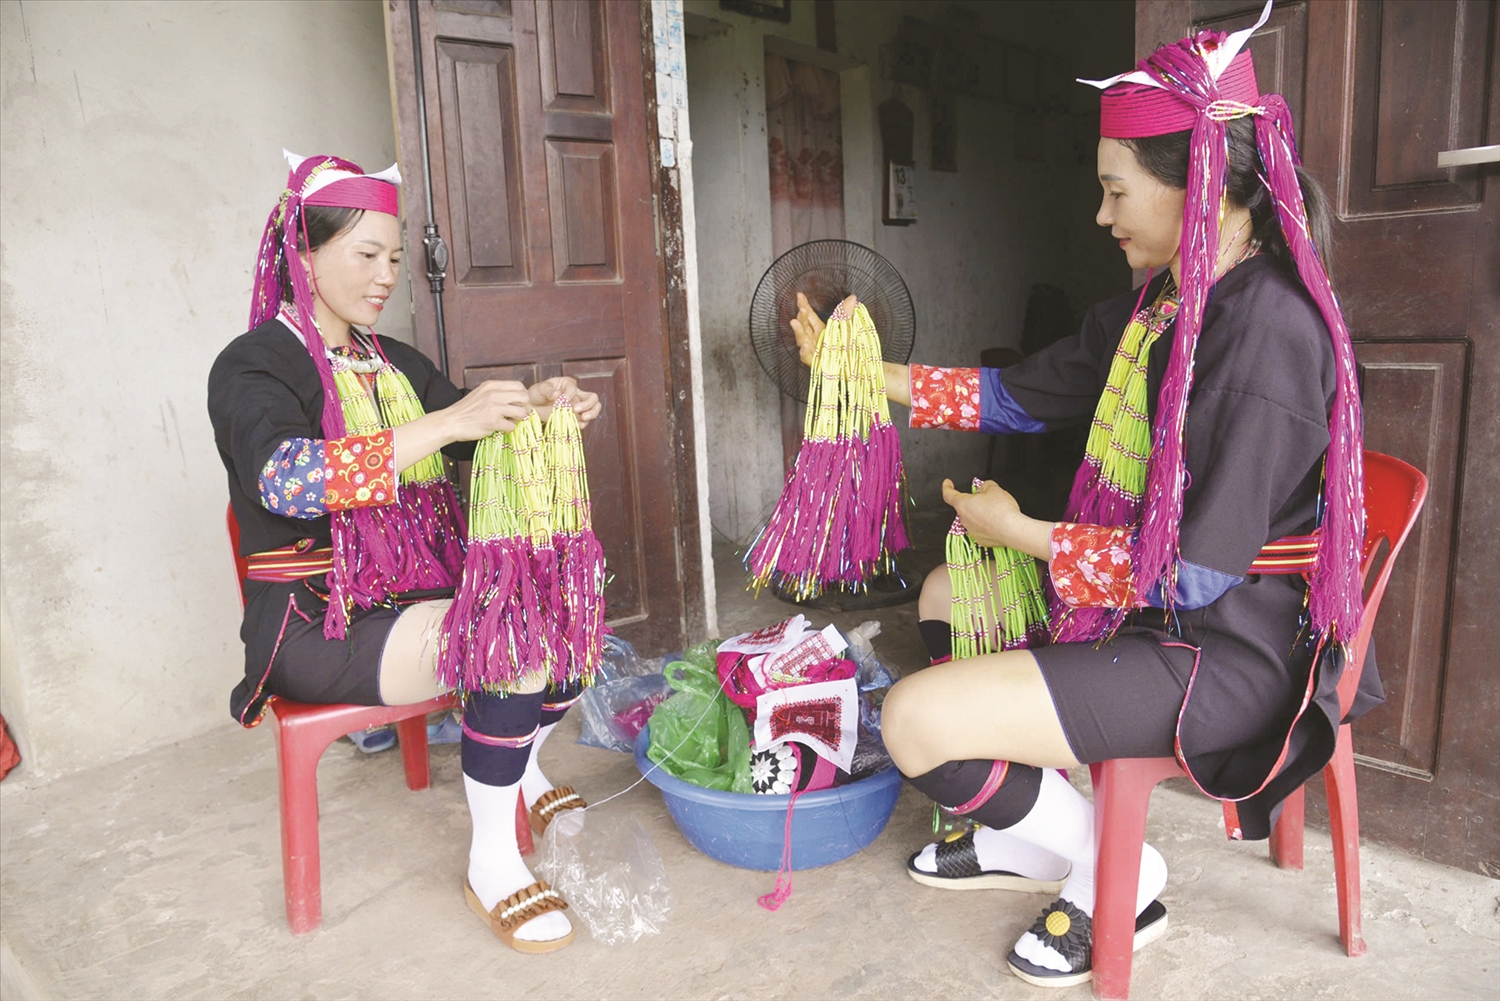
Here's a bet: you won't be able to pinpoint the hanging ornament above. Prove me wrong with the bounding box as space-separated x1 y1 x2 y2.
746 298 909 599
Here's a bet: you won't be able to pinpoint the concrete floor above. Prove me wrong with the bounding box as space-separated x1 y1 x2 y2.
2 532 1496 1000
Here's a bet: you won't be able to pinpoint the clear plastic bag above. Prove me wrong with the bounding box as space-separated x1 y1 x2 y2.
578 636 675 753
536 809 671 945
645 642 754 793
598 634 669 682
578 673 673 753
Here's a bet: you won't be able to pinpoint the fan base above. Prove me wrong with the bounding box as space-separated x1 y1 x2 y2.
769 569 919 612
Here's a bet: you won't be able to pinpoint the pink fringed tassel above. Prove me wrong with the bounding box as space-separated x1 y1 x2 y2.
438 538 530 691
1255 96 1364 640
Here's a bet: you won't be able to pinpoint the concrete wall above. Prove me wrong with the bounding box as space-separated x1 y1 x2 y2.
0 0 410 779
685 0 1133 542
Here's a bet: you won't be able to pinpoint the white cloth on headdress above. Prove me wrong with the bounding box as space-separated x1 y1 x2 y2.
282 148 402 198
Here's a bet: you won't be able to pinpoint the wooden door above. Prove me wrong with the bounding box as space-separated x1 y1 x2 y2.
386 0 695 655
1139 0 1499 876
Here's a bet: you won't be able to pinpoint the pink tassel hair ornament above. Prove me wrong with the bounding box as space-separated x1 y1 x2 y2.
1075 0 1363 643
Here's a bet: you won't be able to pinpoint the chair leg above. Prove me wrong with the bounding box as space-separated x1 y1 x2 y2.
1324 725 1367 957
1270 785 1305 870
394 715 431 792
274 718 332 935
1089 762 1158 1001
516 791 535 857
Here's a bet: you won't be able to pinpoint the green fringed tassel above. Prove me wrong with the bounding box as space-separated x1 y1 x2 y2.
947 480 1050 656
375 367 447 485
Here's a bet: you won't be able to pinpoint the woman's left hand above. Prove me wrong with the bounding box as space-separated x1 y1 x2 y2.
530 377 603 429
941 478 1054 559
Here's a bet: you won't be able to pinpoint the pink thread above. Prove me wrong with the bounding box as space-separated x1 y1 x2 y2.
758 783 806 912
459 720 538 748
950 760 1010 814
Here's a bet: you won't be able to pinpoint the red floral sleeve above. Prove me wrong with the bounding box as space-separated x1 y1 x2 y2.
1049 522 1142 609
323 431 397 511
909 365 981 431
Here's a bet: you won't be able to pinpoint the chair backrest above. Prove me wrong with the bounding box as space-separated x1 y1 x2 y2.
1337 450 1429 717
226 503 249 610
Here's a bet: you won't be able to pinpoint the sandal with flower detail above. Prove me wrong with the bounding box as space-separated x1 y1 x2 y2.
906 829 1069 893
1006 897 1168 987
463 878 574 953
529 786 586 835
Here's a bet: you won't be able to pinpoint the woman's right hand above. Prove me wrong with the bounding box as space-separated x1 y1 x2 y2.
441 379 534 441
790 292 859 367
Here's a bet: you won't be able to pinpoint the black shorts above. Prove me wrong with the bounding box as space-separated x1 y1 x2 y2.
265 605 399 707
1031 633 1196 763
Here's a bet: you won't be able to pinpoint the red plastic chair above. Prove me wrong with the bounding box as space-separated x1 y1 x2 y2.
227 504 533 934
1087 451 1428 999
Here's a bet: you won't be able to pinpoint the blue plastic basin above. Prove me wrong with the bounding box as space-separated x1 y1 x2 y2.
633 723 902 871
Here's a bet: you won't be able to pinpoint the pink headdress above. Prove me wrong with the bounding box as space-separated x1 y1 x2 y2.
249 151 402 440
1079 0 1365 642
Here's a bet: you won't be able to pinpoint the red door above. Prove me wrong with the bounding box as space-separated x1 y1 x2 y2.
387 0 694 654
1139 0 1498 875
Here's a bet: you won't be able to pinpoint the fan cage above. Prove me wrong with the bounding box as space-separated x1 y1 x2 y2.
749 239 916 404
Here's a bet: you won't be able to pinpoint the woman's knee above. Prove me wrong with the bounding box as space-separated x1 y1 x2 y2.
917 564 952 621
880 674 939 773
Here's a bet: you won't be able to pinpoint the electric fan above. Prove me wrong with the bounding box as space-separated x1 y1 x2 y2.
749 240 916 403
747 239 919 610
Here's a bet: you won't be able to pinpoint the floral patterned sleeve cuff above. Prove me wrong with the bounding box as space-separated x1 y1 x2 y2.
323 431 397 511
1049 522 1142 609
258 432 397 519
909 365 981 431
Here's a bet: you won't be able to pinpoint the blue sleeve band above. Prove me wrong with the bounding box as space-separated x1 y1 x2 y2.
1144 558 1243 610
979 367 1047 435
258 437 329 519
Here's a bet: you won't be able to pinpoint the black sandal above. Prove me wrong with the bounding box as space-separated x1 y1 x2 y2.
1006 897 1169 988
905 829 1069 893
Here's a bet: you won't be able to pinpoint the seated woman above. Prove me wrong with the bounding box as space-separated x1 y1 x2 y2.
208 152 601 953
792 19 1379 988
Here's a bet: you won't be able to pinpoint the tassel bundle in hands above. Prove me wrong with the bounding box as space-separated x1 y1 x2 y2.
546 400 606 685
947 480 1050 657
747 299 909 600
438 412 557 693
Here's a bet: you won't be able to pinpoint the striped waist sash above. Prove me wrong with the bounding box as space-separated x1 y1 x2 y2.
245 540 333 583
1249 533 1319 575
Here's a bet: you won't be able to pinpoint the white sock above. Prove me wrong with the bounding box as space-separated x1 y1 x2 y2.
520 722 557 811
1004 769 1168 973
912 826 1071 882
463 774 571 943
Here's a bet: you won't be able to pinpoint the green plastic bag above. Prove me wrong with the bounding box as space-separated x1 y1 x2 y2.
646 641 753 793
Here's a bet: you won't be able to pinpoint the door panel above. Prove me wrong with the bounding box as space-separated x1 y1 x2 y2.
1348 0 1490 215
545 139 619 280
435 39 528 284
1145 0 1500 873
537 0 609 112
388 0 690 654
1353 340 1467 776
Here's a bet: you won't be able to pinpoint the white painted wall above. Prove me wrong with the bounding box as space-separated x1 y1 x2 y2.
684 2 820 547
684 0 1133 542
0 0 410 779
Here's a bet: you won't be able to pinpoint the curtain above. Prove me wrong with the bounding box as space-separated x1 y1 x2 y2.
765 53 844 255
